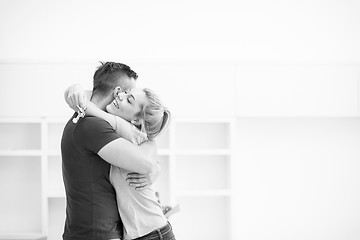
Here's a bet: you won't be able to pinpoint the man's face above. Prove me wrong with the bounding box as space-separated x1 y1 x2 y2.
118 76 136 94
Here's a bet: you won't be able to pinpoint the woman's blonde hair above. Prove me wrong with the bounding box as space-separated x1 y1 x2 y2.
137 88 171 140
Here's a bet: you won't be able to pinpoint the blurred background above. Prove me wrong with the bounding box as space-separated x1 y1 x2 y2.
0 0 360 240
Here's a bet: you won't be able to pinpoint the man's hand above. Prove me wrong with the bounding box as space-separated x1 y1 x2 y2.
127 162 161 190
64 83 87 111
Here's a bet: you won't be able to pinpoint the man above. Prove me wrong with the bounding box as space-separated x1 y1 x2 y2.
61 62 159 240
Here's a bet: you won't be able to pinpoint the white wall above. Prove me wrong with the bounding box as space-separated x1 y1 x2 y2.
236 64 360 117
233 118 360 240
1 1 360 239
0 61 236 117
1 0 360 63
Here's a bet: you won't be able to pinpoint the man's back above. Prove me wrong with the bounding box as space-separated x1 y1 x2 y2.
61 115 123 240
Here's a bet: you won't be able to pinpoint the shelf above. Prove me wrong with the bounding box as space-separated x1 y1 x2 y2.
175 149 231 155
0 116 234 240
48 199 66 240
175 122 230 150
47 156 65 198
0 123 41 151
175 155 231 192
48 193 66 199
171 196 231 239
176 189 232 197
0 157 42 234
0 233 46 240
0 150 42 156
151 156 171 205
0 117 42 123
157 149 171 156
174 117 233 123
46 150 61 156
155 127 170 149
47 148 170 158
47 122 64 153
47 149 171 157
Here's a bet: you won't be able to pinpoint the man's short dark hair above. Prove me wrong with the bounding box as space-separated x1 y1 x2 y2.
92 61 138 96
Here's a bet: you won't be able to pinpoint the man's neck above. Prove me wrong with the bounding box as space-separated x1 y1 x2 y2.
91 94 112 111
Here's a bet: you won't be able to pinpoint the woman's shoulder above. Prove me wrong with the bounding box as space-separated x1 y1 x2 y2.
130 125 148 145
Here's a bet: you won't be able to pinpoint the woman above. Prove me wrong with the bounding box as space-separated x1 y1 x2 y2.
65 84 176 240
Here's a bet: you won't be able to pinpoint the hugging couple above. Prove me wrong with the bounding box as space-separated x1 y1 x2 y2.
61 61 177 240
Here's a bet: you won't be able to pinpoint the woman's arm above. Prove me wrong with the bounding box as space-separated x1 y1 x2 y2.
64 83 92 111
64 83 159 187
64 83 134 140
86 101 137 143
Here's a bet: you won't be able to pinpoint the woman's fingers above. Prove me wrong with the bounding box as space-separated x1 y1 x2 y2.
82 93 87 110
66 91 77 111
67 90 86 111
76 90 87 110
70 93 76 108
76 93 83 109
65 84 86 111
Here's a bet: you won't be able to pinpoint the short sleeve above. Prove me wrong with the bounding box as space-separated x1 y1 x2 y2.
74 116 120 153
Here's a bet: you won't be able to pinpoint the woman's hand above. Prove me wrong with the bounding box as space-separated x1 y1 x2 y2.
64 83 87 112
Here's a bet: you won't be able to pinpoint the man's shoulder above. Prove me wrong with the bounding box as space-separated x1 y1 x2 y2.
81 116 108 124
78 116 111 129
74 116 120 152
74 116 114 138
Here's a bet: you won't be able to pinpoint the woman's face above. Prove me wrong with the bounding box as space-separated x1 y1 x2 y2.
106 88 148 122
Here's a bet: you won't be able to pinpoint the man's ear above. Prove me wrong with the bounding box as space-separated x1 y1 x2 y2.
113 86 122 98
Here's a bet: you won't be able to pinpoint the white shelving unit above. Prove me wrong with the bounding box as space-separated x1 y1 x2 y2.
170 118 235 240
0 118 46 240
0 116 235 240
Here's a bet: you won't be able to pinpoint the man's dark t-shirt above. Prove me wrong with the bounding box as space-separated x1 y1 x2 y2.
61 115 123 240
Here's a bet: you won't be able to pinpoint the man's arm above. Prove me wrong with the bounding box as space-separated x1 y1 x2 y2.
98 138 158 174
66 83 160 182
88 103 160 188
